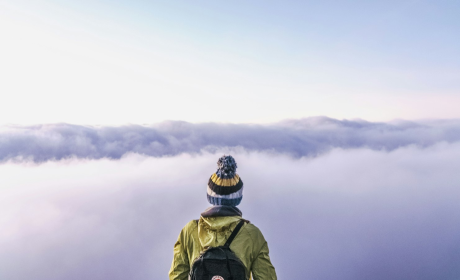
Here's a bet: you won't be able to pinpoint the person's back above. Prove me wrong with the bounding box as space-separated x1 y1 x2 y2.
169 155 277 280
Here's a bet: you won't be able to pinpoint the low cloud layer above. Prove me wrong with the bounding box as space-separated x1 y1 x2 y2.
2 117 460 162
1 146 460 280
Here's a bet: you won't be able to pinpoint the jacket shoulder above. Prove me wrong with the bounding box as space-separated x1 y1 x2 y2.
243 222 264 235
182 219 199 233
241 222 267 246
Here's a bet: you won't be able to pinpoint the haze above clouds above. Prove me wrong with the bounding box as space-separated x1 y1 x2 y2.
1 0 460 124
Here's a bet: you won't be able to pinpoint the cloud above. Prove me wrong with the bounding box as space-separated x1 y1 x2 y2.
1 146 460 280
1 117 460 162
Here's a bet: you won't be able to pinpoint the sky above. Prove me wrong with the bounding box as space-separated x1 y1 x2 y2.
1 0 459 124
1 0 460 279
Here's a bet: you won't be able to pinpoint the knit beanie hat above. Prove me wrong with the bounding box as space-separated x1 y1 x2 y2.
207 155 244 206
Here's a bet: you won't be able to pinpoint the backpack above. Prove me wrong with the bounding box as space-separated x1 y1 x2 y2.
189 220 247 280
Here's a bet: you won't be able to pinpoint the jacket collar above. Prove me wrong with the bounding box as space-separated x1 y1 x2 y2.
201 205 242 217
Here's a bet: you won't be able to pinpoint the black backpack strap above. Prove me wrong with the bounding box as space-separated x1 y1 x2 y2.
224 220 245 248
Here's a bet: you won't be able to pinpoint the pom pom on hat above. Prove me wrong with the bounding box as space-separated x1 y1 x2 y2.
216 155 238 178
207 155 243 206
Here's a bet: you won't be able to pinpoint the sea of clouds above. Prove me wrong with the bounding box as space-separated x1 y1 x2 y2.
1 117 460 280
2 117 460 162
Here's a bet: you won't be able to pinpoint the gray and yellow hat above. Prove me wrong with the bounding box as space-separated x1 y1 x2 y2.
207 155 243 206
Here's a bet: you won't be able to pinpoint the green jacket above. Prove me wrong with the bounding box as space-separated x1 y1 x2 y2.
169 215 277 280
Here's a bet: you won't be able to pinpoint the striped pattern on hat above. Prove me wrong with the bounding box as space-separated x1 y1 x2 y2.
207 155 243 206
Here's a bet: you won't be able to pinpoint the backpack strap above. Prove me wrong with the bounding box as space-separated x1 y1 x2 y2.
224 220 245 248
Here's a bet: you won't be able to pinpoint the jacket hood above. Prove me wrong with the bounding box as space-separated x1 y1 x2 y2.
198 206 243 248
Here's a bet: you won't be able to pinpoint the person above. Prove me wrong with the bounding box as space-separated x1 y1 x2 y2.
169 155 277 280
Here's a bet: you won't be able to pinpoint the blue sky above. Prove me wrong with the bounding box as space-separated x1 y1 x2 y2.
1 0 459 124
